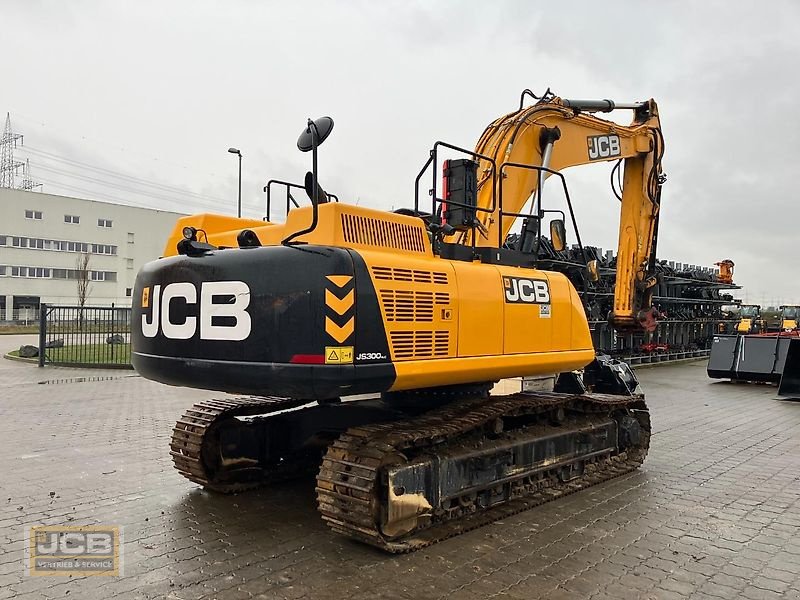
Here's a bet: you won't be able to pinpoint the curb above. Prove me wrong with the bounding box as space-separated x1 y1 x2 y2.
3 353 37 364
3 352 134 370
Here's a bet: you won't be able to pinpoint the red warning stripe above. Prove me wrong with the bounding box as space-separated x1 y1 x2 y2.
289 354 325 364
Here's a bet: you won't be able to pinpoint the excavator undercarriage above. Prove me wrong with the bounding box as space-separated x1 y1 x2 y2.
171 380 649 551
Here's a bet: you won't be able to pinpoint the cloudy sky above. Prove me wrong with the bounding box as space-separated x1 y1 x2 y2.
5 1 799 303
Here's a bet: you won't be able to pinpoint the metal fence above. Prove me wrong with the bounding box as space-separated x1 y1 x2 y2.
2 308 39 325
38 304 132 368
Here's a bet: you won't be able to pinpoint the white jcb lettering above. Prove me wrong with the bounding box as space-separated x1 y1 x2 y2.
503 277 551 305
533 280 550 303
161 282 197 340
505 279 520 302
141 284 161 338
200 281 251 341
587 135 621 160
608 135 621 157
518 279 536 302
141 281 251 341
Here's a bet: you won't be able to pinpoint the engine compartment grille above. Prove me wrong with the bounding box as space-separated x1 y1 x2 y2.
341 214 426 253
390 330 450 359
371 266 448 285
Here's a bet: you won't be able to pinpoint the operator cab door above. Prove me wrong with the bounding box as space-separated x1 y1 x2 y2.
498 268 554 354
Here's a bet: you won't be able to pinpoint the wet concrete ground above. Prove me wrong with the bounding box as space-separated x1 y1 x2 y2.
2 334 800 599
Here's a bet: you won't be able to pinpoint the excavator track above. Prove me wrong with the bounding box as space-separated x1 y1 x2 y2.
316 391 649 552
170 395 311 493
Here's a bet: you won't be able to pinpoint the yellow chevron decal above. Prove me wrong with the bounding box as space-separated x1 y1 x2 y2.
326 275 353 289
325 316 354 343
325 289 355 316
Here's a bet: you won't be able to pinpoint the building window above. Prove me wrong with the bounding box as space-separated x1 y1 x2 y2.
90 271 117 282
8 266 51 278
1 235 114 254
64 215 80 224
91 244 117 255
127 232 134 243
98 218 113 228
0 266 6 276
126 259 134 269
125 288 132 297
25 210 43 220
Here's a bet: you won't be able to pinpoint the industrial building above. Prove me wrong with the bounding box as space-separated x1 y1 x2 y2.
0 188 184 321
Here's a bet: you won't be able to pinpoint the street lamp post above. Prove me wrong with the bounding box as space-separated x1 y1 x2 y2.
228 147 242 217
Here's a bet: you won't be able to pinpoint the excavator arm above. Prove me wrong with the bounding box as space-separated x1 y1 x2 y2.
460 95 665 331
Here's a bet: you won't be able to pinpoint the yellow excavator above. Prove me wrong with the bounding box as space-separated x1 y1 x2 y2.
132 90 665 551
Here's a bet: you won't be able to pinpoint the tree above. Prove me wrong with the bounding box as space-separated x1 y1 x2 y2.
76 252 92 329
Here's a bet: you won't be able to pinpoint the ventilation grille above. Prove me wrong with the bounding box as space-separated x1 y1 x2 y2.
372 266 448 285
341 213 426 253
379 290 451 322
390 330 449 359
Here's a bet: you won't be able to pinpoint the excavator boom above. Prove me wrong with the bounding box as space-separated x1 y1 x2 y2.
455 95 664 330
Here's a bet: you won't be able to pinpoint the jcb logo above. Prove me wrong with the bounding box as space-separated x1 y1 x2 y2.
587 134 621 160
503 277 550 304
141 281 251 341
36 531 113 554
27 525 121 576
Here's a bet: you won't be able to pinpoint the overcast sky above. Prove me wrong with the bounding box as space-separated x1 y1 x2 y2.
5 1 799 303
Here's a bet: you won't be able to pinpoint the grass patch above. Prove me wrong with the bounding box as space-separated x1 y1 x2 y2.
1 324 131 335
47 324 132 334
0 325 38 335
26 343 132 365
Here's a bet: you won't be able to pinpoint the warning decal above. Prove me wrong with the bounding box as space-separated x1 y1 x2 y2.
325 346 354 364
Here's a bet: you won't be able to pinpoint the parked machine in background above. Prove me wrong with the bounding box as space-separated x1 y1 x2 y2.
719 304 742 334
715 259 735 285
761 307 784 333
780 305 800 331
709 304 800 397
737 304 764 334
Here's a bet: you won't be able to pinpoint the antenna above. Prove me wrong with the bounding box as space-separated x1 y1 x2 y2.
1 113 24 189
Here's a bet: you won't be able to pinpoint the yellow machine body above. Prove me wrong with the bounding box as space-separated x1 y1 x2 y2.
160 203 593 391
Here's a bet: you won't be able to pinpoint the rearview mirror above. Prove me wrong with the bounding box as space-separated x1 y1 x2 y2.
550 219 567 252
297 116 335 152
587 259 600 282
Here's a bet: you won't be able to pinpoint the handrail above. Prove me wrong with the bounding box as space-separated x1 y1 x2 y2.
263 179 338 222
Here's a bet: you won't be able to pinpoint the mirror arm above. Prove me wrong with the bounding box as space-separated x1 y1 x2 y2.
282 120 321 246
